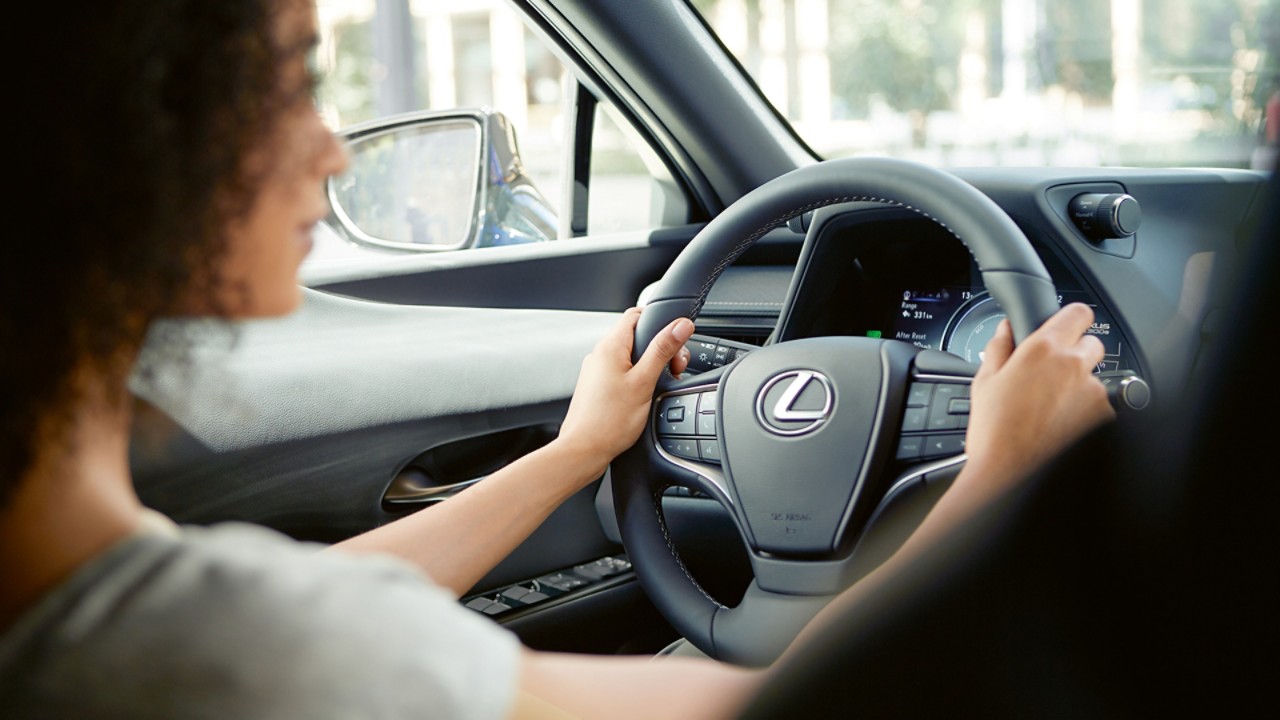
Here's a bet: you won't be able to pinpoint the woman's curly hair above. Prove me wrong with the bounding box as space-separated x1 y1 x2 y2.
2 0 301 507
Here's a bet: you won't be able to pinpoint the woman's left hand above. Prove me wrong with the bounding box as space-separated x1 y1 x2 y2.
556 308 695 474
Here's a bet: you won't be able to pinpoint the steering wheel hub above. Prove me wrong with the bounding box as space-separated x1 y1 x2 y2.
722 338 900 556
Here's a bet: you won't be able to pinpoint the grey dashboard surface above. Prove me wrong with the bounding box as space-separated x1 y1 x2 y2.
699 265 794 317
131 288 617 453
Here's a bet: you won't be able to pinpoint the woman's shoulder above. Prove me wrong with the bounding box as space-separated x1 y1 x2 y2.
1 521 521 719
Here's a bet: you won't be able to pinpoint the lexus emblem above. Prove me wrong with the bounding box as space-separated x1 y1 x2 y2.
755 370 834 436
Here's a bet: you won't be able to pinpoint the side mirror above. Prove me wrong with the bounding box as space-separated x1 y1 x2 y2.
326 109 558 252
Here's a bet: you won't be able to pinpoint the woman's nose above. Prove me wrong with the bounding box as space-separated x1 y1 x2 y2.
318 128 349 179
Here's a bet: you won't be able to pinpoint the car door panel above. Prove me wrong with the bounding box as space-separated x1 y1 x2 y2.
128 236 790 652
132 404 571 543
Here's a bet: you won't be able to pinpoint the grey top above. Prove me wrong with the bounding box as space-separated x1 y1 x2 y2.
0 523 521 719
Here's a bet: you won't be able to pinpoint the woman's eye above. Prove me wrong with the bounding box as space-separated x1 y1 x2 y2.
287 42 322 104
304 47 322 94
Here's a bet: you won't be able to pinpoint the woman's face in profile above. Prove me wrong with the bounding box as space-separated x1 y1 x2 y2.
217 0 348 319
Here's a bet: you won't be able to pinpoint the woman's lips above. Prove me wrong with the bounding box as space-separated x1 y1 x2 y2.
298 205 326 256
297 219 319 255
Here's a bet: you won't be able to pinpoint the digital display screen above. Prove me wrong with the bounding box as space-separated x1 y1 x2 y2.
891 287 971 351
890 286 1130 370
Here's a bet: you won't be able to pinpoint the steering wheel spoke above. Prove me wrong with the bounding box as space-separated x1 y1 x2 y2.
894 350 979 464
648 367 737 506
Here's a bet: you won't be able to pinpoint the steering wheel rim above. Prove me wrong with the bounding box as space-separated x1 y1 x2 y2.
614 157 1057 666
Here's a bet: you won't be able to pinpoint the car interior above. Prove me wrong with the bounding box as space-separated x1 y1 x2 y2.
126 0 1274 710
743 174 1278 716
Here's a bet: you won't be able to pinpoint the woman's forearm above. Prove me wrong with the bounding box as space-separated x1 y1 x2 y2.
329 310 692 596
330 438 607 596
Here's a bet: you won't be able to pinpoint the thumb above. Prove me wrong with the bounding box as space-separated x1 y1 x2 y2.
635 317 695 380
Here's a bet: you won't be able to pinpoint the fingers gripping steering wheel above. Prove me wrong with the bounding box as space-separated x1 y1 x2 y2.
613 157 1059 666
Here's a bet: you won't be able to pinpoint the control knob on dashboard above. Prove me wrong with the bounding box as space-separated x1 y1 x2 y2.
1069 193 1142 240
1096 370 1151 411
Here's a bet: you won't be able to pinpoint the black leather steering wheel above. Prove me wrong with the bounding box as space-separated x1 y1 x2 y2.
612 157 1059 666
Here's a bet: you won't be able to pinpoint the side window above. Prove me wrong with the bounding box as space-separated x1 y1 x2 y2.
313 0 684 259
589 103 687 236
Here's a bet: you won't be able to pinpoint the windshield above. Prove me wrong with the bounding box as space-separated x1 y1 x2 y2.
691 0 1279 169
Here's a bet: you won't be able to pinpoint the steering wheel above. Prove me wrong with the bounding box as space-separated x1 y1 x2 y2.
612 157 1059 666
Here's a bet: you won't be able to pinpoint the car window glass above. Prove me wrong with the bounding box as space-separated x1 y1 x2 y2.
691 0 1278 170
589 103 683 235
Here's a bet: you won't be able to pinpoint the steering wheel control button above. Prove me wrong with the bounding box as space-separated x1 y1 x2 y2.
755 370 835 436
656 395 697 436
697 391 718 413
927 411 960 431
696 412 717 436
899 381 971 458
896 436 923 460
922 434 966 458
661 438 700 461
907 382 934 407
698 439 722 464
927 383 966 430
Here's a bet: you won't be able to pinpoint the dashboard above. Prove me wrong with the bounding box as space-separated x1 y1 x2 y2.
777 210 1138 375
682 167 1274 408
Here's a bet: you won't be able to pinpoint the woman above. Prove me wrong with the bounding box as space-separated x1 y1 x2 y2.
0 1 1113 717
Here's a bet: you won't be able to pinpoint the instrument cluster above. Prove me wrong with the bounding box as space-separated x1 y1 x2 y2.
780 213 1137 374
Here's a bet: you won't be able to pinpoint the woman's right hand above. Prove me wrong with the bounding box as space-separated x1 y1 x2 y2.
555 308 694 477
962 302 1116 493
